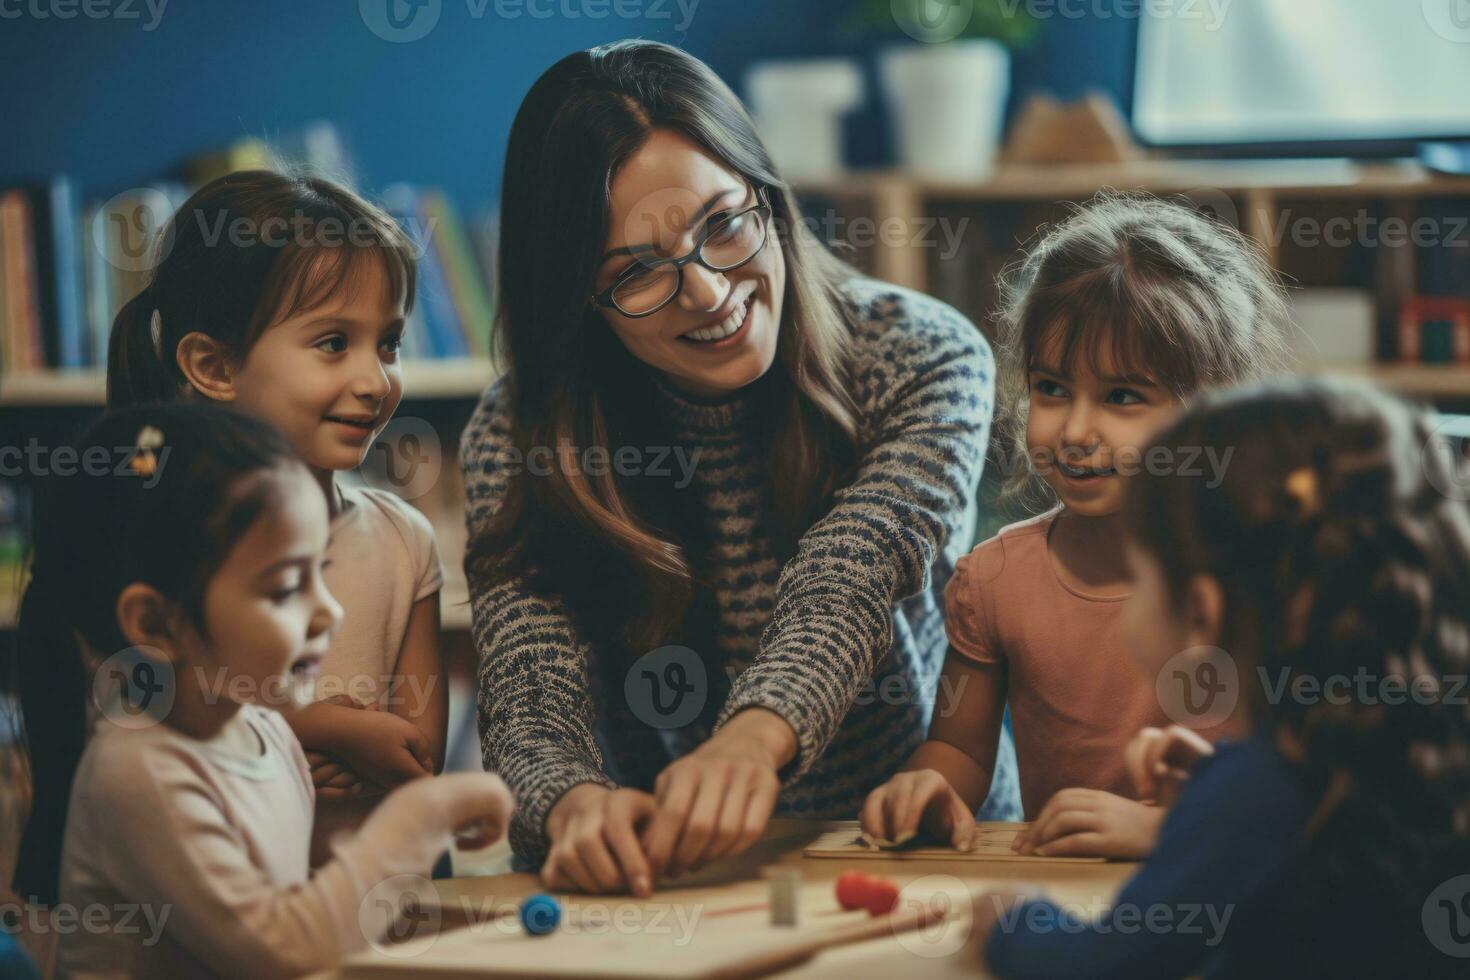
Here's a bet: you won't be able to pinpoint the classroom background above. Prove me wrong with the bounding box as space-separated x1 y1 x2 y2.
3 0 1468 894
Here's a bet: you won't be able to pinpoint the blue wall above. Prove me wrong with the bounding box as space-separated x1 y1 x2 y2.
0 0 1134 212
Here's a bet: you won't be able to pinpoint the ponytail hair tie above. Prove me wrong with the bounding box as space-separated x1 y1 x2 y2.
129 425 165 479
1284 466 1322 520
149 309 165 362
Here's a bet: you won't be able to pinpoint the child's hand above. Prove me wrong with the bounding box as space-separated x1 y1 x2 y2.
860 770 976 850
307 754 370 800
1014 789 1164 859
1125 725 1214 806
363 772 515 859
336 711 435 790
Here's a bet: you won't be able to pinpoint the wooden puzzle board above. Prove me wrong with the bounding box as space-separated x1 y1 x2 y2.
339 880 955 979
802 821 1108 864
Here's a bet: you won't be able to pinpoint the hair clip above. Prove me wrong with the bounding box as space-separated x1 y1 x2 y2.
1284 466 1322 519
150 309 164 361
129 425 164 479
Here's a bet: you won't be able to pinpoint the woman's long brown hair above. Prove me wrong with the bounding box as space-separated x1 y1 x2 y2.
469 40 862 652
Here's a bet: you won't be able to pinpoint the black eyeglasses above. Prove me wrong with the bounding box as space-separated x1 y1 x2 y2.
591 185 772 318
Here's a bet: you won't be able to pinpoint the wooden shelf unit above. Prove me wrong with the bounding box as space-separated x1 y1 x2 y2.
793 159 1470 399
0 358 501 407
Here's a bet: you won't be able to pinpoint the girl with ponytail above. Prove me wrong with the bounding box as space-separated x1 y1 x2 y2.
975 377 1470 978
13 403 511 977
106 170 454 866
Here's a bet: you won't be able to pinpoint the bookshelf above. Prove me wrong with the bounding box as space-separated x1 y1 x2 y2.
792 159 1470 401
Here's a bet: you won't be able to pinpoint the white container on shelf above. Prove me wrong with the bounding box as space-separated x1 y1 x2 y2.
1285 289 1377 367
745 59 864 184
879 39 1011 182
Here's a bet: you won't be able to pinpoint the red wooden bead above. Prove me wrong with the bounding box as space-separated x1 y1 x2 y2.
835 870 870 911
862 877 900 917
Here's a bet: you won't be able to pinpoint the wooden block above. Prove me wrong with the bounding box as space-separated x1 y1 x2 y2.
802 821 1108 864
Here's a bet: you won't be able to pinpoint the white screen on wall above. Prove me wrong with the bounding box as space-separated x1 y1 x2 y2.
1133 0 1470 145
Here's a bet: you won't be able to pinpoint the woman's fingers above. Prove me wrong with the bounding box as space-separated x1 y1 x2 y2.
573 826 625 892
643 770 696 878
605 793 656 896
698 769 754 865
734 772 778 857
671 774 725 874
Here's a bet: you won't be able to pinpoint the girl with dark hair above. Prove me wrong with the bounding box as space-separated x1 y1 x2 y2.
977 377 1470 978
13 403 511 977
106 170 450 865
462 38 1017 892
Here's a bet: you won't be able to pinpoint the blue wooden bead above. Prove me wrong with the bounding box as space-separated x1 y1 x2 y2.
520 893 561 936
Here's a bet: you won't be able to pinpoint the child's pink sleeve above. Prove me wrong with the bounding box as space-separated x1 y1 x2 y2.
84 734 446 979
944 547 1002 665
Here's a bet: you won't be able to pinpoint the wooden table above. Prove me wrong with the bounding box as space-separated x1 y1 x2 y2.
321 820 1137 979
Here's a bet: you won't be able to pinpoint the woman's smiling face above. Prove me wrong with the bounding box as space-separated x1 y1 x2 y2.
593 129 785 399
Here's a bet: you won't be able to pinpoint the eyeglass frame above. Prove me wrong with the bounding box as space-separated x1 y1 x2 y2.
589 184 773 319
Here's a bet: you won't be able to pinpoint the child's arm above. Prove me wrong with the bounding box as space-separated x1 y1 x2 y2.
84 734 511 979
972 739 1313 979
386 591 448 774
287 700 432 792
860 653 1006 847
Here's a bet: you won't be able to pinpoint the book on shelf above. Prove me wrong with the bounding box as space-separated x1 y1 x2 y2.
0 125 499 381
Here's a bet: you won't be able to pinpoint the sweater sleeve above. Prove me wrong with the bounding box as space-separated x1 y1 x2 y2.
82 727 449 980
717 283 994 778
459 380 616 861
983 738 1316 979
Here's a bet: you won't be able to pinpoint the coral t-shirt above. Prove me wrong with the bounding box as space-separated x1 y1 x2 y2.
944 510 1180 817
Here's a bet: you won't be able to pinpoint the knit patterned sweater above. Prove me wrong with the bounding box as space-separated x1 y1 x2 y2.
461 277 1018 862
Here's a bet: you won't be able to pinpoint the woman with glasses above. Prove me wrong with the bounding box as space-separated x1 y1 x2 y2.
462 39 1019 894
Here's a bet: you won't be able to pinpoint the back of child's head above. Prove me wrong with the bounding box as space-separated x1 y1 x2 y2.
996 193 1289 500
11 402 303 904
1127 377 1470 908
107 169 417 406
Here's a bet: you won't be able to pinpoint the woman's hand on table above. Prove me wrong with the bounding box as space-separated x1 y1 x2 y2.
1014 788 1164 860
543 784 658 897
642 709 793 879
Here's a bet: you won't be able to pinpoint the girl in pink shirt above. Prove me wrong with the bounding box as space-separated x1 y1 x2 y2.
14 404 511 978
862 194 1288 858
